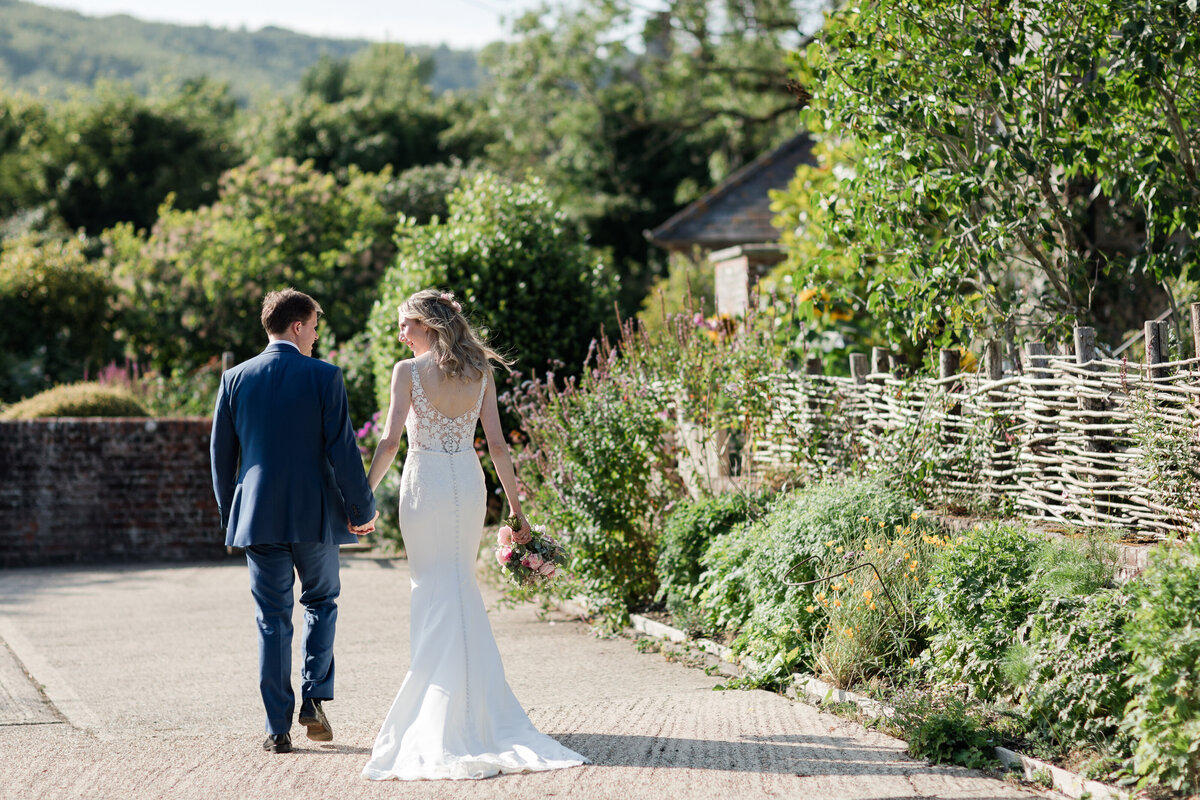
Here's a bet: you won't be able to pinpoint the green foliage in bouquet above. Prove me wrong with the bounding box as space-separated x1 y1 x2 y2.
367 172 618 414
1120 536 1200 793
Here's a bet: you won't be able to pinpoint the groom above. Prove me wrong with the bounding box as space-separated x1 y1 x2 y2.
211 288 378 754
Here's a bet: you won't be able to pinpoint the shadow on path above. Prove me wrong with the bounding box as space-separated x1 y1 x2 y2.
553 733 948 777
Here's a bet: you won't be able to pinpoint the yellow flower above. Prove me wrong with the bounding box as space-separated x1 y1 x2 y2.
909 560 918 570
846 576 854 586
910 511 920 520
814 591 826 602
834 598 842 608
974 523 983 531
908 657 915 667
876 547 884 554
832 583 842 592
798 287 820 302
805 605 816 613
843 627 854 637
825 540 835 548
861 516 870 522
863 589 874 600
895 525 902 534
869 602 877 610
878 521 885 528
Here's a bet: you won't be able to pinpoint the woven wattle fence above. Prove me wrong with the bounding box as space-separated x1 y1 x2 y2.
747 321 1200 543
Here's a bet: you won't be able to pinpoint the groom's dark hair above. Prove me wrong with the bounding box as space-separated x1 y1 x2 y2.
261 288 323 335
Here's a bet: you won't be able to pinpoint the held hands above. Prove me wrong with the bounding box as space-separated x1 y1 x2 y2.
513 514 531 540
348 510 379 536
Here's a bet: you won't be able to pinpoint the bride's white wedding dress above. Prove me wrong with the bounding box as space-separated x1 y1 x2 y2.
362 362 587 781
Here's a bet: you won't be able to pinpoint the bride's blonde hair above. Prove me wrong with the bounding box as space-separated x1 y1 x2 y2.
398 289 513 379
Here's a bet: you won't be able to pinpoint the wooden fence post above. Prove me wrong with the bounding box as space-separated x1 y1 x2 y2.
871 347 892 377
1191 302 1200 360
939 348 961 383
1074 326 1096 369
1145 319 1166 381
849 354 869 385
984 339 1003 381
1023 342 1050 379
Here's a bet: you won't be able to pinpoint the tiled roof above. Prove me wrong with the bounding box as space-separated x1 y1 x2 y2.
646 133 815 251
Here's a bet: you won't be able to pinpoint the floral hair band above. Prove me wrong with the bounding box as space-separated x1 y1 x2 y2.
439 292 463 313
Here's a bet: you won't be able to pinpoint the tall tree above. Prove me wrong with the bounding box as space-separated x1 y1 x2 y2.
242 44 452 176
50 79 242 235
780 0 1199 349
469 0 820 312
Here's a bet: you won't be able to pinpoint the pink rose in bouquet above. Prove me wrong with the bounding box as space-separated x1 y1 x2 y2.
497 525 515 546
496 545 513 565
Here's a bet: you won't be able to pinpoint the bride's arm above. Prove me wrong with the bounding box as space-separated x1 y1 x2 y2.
366 361 412 492
479 370 528 533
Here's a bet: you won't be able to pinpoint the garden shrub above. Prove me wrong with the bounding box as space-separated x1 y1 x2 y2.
506 345 679 625
1004 588 1134 764
323 329 379 425
106 157 397 374
696 478 927 686
1121 537 1200 793
367 172 618 413
920 522 1045 698
1 382 149 419
655 492 764 632
0 233 114 403
805 519 938 688
890 690 999 770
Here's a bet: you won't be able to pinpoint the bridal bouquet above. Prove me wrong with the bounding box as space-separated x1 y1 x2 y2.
494 515 568 587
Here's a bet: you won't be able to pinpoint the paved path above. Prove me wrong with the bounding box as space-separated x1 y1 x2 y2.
0 554 1043 800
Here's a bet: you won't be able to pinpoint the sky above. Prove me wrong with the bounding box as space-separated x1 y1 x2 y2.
34 0 549 48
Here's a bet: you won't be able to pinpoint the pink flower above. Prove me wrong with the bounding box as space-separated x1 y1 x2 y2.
544 565 559 579
522 553 544 571
512 526 533 545
496 545 513 564
497 525 514 546
538 561 556 576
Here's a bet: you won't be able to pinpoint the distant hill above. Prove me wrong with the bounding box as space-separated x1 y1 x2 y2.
0 0 483 102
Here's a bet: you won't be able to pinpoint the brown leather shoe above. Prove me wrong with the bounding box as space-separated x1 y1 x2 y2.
298 699 333 742
263 733 292 753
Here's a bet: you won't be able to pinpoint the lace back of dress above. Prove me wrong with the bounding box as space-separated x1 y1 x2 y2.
406 361 486 453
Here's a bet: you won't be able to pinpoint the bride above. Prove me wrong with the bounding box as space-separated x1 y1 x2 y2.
361 289 587 781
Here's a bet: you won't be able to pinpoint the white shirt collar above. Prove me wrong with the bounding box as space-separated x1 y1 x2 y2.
269 339 300 352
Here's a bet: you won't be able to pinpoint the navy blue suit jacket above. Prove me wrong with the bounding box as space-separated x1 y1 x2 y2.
210 342 376 548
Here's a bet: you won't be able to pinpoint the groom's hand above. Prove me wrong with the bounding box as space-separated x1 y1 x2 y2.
348 510 379 535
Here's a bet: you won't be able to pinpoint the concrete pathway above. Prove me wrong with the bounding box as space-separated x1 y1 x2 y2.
0 554 1045 800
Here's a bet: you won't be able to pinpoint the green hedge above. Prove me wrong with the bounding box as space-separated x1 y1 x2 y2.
1 382 149 419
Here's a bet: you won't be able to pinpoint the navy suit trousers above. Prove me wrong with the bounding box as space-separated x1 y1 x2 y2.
245 542 341 735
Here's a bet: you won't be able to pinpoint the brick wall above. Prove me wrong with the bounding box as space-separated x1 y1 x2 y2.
0 418 228 568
